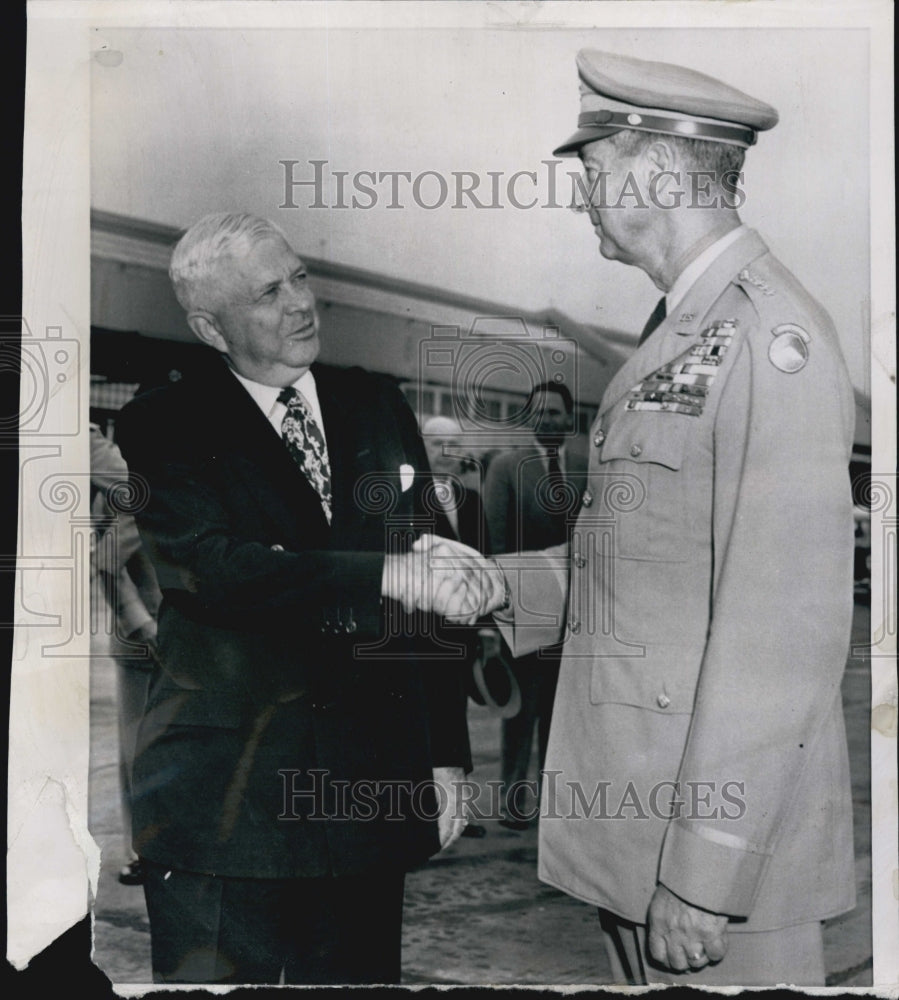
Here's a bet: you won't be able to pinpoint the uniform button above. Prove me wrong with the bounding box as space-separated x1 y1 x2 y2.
569 620 581 634
593 430 606 447
574 555 587 568
581 490 593 507
270 543 285 552
657 693 671 709
630 444 643 457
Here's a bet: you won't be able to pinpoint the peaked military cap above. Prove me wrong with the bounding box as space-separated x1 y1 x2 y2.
554 49 778 155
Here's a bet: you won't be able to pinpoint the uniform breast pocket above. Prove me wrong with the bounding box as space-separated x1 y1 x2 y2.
590 413 695 563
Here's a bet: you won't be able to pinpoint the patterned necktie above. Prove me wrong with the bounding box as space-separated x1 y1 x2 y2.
278 386 332 524
638 296 667 346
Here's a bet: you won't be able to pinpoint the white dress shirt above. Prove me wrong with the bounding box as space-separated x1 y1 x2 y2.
534 441 568 474
230 368 328 446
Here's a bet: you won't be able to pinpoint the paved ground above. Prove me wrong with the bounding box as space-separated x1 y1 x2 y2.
88 605 872 987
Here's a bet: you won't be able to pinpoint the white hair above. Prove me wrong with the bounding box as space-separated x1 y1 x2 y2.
421 415 463 437
169 212 290 312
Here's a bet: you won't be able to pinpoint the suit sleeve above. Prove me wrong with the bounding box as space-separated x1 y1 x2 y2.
484 454 570 656
492 546 569 657
657 317 856 917
115 389 386 634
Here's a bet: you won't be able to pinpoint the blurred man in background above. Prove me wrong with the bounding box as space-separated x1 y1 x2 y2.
91 423 162 887
483 383 586 829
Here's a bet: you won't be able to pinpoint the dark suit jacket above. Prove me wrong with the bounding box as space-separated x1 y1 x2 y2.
483 444 588 555
115 357 471 879
446 479 488 554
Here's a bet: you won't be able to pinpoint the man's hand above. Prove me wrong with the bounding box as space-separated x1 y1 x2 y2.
412 534 508 623
431 766 468 850
381 534 507 622
381 538 482 617
646 884 729 973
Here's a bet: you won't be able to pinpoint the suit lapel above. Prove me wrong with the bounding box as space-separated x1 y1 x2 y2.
599 229 770 420
194 357 331 531
521 445 545 524
311 364 354 526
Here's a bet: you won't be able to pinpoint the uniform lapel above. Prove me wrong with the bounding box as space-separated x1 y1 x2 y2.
598 229 770 420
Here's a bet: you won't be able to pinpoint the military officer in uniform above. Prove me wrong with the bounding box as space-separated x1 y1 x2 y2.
429 49 857 986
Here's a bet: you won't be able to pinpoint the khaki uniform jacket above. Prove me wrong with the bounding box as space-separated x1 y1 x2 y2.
497 228 856 931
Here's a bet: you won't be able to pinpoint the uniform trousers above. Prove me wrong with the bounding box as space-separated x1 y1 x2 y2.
142 860 406 985
598 908 826 986
501 647 560 818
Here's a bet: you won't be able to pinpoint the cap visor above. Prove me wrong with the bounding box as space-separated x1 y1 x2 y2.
552 125 621 156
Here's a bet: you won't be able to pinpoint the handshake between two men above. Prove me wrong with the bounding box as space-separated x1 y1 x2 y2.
381 534 509 623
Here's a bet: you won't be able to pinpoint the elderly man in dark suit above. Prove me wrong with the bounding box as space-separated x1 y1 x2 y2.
115 212 486 985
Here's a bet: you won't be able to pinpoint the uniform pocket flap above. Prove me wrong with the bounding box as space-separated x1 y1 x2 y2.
598 411 690 471
589 657 698 715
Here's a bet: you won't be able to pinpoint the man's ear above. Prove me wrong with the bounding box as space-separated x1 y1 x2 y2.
187 311 228 355
644 139 675 175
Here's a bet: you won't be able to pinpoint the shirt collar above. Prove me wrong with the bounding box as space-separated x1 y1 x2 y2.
534 440 566 462
666 225 746 314
230 368 318 423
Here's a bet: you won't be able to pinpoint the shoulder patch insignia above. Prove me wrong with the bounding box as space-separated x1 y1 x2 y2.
769 323 810 373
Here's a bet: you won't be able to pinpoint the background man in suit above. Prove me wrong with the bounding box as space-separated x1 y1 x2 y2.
483 383 586 829
420 415 493 838
425 49 857 986
115 212 487 985
90 424 162 887
421 415 487 552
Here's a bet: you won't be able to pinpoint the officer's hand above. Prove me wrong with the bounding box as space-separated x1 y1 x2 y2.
431 766 468 850
647 884 729 973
